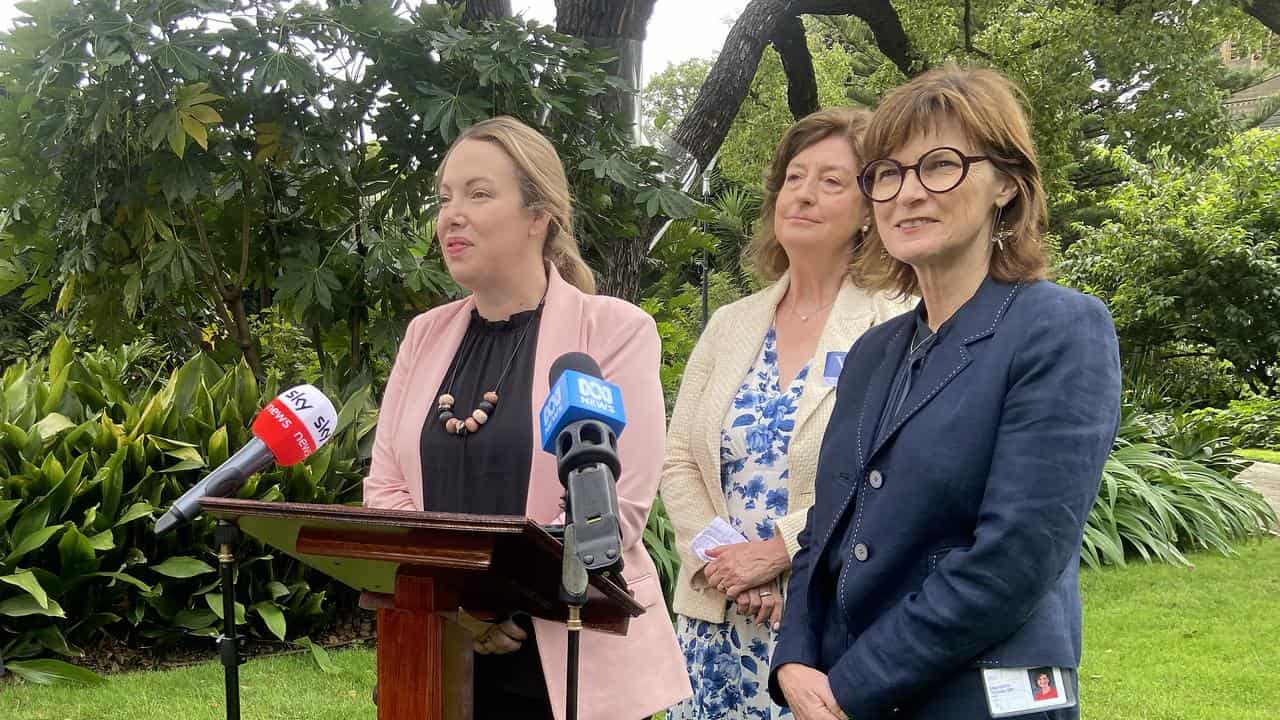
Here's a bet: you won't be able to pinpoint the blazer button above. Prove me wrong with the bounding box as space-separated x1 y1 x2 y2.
868 469 883 489
853 543 869 562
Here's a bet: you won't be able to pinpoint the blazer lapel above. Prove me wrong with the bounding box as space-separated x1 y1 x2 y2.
410 298 476 511
698 276 788 514
855 318 913 469
526 265 586 524
791 277 879 439
868 279 1022 460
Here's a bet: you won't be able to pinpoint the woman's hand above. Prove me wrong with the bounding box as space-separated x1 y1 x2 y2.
733 580 784 630
473 618 527 655
705 536 790 597
777 664 848 720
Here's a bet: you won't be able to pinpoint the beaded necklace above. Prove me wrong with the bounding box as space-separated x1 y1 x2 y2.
435 302 541 437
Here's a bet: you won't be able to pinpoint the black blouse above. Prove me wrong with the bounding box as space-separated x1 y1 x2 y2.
419 304 551 709
419 305 543 515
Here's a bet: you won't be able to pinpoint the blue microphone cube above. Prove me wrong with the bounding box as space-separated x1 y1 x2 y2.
539 370 627 453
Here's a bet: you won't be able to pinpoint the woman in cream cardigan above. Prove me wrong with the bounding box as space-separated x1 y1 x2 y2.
660 109 910 720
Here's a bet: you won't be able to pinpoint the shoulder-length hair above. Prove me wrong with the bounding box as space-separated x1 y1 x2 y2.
744 107 873 282
855 65 1048 297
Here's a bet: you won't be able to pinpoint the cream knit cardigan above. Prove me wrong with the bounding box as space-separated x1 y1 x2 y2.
659 273 912 623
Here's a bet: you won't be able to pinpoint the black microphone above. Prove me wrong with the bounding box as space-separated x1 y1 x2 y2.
538 352 626 573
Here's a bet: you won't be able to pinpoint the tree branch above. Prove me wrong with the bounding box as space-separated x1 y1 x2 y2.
770 14 819 119
440 0 512 22
799 0 921 76
237 171 252 289
962 0 992 59
1158 351 1220 361
1239 0 1280 36
187 205 263 377
672 0 921 168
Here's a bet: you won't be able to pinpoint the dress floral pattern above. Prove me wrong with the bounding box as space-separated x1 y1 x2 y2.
670 327 808 720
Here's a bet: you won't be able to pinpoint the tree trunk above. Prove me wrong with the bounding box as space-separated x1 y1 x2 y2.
601 235 647 305
223 286 265 377
187 206 264 377
441 0 512 22
556 0 659 301
671 0 798 169
555 0 658 132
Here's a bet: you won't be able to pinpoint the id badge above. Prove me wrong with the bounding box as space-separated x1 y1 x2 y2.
822 351 847 387
981 666 1077 718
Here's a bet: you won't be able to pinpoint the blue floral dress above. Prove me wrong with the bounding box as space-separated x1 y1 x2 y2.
669 327 807 720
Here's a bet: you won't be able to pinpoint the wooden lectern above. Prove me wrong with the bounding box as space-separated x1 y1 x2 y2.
201 498 644 720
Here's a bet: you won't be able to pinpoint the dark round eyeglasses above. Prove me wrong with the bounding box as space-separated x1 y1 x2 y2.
858 147 991 203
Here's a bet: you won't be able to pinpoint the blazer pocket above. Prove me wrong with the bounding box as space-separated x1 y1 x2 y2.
927 545 968 574
625 572 662 610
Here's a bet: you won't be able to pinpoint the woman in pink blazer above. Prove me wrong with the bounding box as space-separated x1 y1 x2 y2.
363 116 690 719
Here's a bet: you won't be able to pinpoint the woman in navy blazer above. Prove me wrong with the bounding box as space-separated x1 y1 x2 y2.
768 66 1122 720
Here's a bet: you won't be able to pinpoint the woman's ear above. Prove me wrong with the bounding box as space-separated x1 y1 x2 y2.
994 174 1018 210
527 208 552 245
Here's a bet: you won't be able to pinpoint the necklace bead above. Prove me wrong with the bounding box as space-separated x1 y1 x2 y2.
435 303 534 440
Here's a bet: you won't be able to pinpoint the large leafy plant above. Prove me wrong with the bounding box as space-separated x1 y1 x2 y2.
1083 407 1276 569
0 0 696 385
0 338 376 682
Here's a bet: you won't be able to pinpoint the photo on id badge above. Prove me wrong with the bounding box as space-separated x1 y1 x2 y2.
1028 667 1059 702
981 665 1074 717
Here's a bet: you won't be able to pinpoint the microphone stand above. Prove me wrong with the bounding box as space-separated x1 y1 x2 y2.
215 520 245 720
558 524 589 720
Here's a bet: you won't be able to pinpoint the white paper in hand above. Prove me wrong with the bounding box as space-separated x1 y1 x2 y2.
692 517 749 562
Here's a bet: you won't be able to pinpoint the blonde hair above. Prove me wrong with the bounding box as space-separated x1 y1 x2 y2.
856 65 1049 297
438 116 596 293
744 108 873 282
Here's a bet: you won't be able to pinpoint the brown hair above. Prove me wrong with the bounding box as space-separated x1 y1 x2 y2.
855 65 1048 296
744 108 873 282
438 116 596 293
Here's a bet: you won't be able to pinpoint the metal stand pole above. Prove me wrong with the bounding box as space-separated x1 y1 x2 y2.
566 605 582 720
215 520 244 720
559 525 588 720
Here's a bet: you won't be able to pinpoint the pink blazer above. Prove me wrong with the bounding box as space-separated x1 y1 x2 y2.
363 265 692 719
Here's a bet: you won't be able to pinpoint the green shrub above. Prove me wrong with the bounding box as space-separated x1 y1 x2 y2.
0 338 376 679
1189 394 1280 450
1122 351 1248 411
643 497 679 615
1084 407 1276 569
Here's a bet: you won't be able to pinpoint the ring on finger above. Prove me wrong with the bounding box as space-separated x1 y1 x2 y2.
759 590 773 598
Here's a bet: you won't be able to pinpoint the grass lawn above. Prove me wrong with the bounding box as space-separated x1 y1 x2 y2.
1239 447 1280 464
4 540 1278 720
1080 538 1280 719
1 648 378 720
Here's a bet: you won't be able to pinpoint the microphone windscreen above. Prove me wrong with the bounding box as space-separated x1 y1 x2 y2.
250 384 338 466
549 351 602 385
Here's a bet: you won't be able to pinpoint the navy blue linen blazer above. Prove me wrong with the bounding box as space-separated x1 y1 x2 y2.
767 278 1121 719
